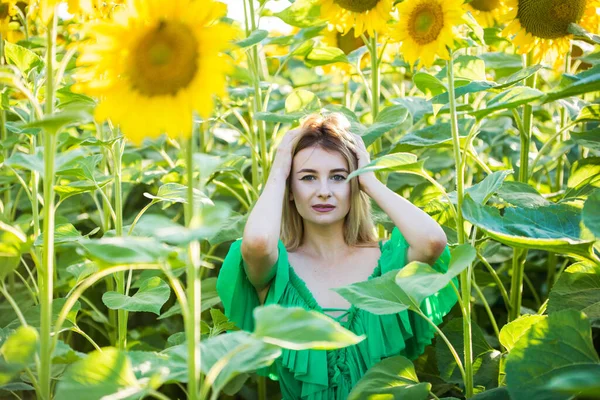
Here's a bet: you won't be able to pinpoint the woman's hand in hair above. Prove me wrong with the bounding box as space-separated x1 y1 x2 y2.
349 132 378 192
271 128 304 180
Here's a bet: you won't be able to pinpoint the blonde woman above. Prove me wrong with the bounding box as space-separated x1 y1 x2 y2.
216 112 457 399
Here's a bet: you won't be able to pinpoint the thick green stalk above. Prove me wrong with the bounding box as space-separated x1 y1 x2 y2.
0 35 8 220
447 54 473 398
30 135 40 239
555 51 570 192
98 123 117 344
184 133 201 400
111 135 126 349
509 53 537 322
39 12 58 399
246 0 269 187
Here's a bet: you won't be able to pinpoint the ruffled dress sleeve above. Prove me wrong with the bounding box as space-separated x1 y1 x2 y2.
216 239 331 398
376 226 458 359
216 238 290 332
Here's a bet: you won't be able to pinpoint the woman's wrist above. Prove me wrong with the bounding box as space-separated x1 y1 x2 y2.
361 174 381 197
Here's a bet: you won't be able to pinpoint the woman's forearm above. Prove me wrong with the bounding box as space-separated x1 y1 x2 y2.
242 169 287 251
363 179 447 258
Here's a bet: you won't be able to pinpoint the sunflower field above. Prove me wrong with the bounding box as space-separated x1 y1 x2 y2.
0 0 599 399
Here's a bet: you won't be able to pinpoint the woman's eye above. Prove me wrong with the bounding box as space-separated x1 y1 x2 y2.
301 175 346 181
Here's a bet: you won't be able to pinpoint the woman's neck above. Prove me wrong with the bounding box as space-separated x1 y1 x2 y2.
299 222 352 262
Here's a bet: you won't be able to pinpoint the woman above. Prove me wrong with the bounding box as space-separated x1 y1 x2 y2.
216 112 457 399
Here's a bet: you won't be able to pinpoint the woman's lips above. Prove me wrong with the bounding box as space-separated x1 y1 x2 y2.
312 206 335 212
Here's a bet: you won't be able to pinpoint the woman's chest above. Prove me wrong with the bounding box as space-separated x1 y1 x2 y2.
288 247 381 311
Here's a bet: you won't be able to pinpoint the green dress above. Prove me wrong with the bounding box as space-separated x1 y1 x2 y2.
216 227 457 400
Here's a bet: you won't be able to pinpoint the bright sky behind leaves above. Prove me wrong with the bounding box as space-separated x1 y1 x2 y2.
222 0 294 34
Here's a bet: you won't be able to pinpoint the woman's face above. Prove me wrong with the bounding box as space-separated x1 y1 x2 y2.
289 146 351 225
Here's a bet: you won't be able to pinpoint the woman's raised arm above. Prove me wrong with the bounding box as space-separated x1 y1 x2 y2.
241 128 303 291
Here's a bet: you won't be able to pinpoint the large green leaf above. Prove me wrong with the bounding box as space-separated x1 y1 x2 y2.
253 305 365 350
436 318 498 388
274 0 322 27
56 154 103 181
361 105 409 147
496 181 551 208
143 183 213 207
543 64 600 103
583 189 600 237
54 347 141 400
4 152 44 175
0 326 38 385
448 170 513 205
333 245 475 314
305 46 348 67
390 119 475 153
394 244 475 305
78 237 175 265
461 193 597 261
471 387 511 400
413 72 446 98
235 29 268 48
505 309 600 400
157 277 220 320
3 41 42 73
162 331 280 391
544 363 600 398
432 80 497 105
471 87 544 119
54 178 112 202
571 128 600 152
5 298 80 331
33 223 84 247
102 277 170 315
25 107 93 133
285 89 321 114
499 314 545 352
131 203 233 245
332 270 412 315
346 153 425 182
347 356 431 400
547 261 600 326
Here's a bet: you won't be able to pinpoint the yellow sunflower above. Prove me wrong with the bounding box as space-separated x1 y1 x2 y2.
74 0 236 144
502 0 600 66
466 0 508 28
389 0 465 69
0 0 24 42
318 0 394 37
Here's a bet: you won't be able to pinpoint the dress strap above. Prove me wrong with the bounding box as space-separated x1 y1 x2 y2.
322 308 351 322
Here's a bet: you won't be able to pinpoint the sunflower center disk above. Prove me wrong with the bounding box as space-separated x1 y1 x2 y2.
517 0 586 39
129 20 199 97
333 0 380 13
0 4 10 19
337 29 364 54
469 0 501 12
408 3 444 45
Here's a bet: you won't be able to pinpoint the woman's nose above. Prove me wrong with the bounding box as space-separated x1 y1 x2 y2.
318 180 332 198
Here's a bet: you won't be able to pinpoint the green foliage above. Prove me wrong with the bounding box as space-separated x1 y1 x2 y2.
348 356 431 400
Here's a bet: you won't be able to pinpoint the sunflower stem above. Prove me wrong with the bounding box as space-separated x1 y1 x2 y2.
555 50 571 192
509 53 537 322
246 0 269 187
447 52 473 398
367 33 386 238
184 130 202 400
0 35 9 220
112 129 127 349
39 10 58 400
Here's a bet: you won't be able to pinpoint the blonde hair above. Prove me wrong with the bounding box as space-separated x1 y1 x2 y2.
280 112 379 251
